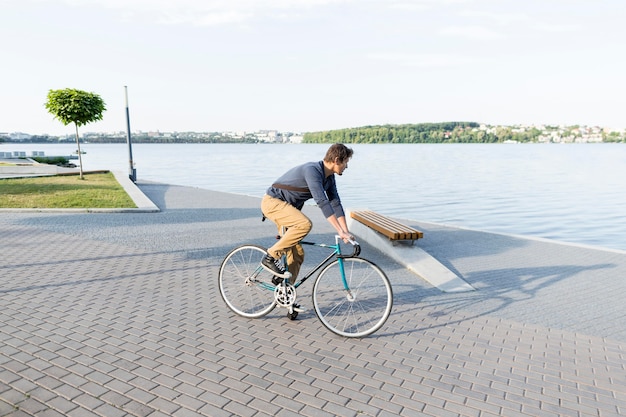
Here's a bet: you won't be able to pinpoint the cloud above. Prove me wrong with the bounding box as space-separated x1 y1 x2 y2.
458 10 529 26
59 0 350 26
439 25 503 40
368 52 478 68
388 0 477 12
458 9 581 34
537 23 581 33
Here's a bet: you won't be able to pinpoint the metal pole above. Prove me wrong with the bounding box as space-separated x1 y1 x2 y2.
124 86 136 182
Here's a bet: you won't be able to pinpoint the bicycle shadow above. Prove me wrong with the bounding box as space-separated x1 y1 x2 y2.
340 222 621 339
384 262 613 336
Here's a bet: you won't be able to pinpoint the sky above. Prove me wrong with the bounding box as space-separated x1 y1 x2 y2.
1 0 625 136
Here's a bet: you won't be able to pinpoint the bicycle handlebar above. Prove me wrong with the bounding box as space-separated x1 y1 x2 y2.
339 237 361 257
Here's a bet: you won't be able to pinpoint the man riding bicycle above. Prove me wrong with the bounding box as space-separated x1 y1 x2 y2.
260 143 355 298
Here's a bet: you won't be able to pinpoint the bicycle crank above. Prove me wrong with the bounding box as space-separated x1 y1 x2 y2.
274 283 297 308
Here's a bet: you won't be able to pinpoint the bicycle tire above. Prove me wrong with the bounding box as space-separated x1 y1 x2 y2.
218 244 277 318
312 257 393 338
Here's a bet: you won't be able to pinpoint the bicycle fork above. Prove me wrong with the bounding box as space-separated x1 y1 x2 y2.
337 257 356 302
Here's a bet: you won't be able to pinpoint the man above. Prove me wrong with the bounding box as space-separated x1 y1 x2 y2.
261 143 354 291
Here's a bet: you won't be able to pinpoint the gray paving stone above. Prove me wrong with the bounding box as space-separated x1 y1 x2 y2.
146 396 181 415
2 183 626 416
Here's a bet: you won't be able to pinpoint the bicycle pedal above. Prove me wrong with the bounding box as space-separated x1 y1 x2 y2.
272 276 284 286
291 304 306 313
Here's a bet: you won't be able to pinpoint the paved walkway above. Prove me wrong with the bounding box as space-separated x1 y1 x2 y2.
1 182 625 416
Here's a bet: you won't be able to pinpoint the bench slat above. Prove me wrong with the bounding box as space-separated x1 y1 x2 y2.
358 213 413 239
356 211 420 239
354 212 419 240
350 210 423 241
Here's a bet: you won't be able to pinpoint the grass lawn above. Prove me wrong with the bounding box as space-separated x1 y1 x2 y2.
0 172 137 208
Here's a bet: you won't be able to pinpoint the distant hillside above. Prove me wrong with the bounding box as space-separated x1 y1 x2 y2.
303 122 541 144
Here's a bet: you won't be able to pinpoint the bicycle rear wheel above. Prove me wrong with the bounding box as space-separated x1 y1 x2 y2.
312 258 393 338
218 244 277 318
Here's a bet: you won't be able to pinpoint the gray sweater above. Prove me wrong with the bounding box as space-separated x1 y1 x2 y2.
266 161 345 219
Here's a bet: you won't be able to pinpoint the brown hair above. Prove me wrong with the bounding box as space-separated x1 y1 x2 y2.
324 143 354 163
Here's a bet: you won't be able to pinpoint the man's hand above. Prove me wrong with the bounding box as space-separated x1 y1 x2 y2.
338 230 354 244
327 215 354 243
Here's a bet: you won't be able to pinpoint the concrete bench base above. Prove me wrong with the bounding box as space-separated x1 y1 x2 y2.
347 210 475 293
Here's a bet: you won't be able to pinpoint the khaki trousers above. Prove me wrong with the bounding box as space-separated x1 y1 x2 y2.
261 194 312 280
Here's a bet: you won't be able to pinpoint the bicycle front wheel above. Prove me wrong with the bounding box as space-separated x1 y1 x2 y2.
218 244 277 318
312 258 393 338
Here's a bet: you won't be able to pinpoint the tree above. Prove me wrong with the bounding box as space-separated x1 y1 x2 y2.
45 88 106 179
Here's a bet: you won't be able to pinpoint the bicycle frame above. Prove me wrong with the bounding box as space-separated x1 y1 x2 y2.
218 235 392 337
257 235 359 293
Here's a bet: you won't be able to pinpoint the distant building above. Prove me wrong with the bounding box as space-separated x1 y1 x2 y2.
8 132 32 141
257 130 279 142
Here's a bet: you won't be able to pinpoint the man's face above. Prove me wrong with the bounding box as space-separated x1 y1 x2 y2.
334 158 349 176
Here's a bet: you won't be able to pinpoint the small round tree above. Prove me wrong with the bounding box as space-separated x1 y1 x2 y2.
45 88 106 179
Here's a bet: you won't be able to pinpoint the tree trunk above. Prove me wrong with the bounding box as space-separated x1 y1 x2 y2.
75 124 84 180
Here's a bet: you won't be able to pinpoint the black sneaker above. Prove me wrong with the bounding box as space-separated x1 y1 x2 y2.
261 254 292 279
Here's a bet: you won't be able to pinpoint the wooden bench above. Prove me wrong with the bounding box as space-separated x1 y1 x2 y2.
350 210 423 244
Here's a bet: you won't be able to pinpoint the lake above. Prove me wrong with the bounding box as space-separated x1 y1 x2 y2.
5 142 626 251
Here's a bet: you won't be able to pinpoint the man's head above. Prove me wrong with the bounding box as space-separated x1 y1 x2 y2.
324 143 353 164
324 143 353 176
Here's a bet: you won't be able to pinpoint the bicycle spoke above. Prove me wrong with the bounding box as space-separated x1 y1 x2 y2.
312 258 393 338
218 245 276 318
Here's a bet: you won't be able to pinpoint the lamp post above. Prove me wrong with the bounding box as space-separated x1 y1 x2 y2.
124 86 136 182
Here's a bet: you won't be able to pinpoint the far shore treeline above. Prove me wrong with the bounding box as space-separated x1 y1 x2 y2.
305 122 517 143
2 122 624 144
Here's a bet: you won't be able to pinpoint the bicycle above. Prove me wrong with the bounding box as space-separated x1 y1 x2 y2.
218 235 393 338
